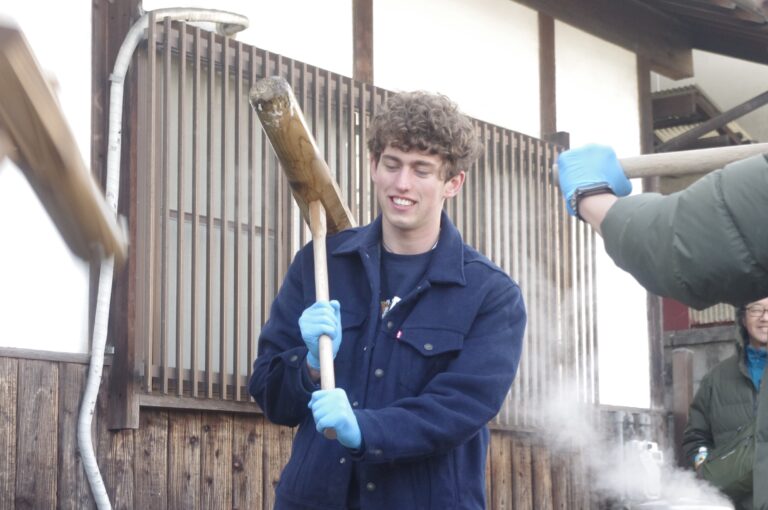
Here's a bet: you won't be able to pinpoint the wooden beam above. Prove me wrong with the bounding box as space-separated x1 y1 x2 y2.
353 0 373 83
690 28 768 66
92 0 143 430
671 348 694 467
512 0 694 79
538 13 557 138
0 24 127 264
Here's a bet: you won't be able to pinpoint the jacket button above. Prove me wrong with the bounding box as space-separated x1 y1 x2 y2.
339 457 346 464
352 401 359 407
374 368 384 378
371 448 382 456
423 343 434 351
289 355 298 362
386 321 394 329
366 482 376 492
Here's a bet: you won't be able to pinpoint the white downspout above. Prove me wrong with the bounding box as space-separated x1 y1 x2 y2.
78 8 248 509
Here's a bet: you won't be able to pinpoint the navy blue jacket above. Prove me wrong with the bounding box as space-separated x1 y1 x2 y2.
249 212 526 509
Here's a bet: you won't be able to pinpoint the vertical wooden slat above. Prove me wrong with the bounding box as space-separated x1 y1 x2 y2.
481 123 491 258
0 357 17 505
551 451 570 510
511 437 533 510
490 432 512 509
260 51 273 329
246 45 258 383
134 410 169 509
491 127 502 268
347 77 357 223
275 54 289 286
146 13 158 394
191 26 202 399
161 16 172 395
205 29 216 399
58 363 93 510
521 135 532 427
233 41 243 401
168 411 201 510
16 359 58 509
510 133 522 428
220 36 231 400
264 424 294 510
532 444 554 510
200 414 233 508
176 20 188 397
359 82 370 225
232 415 264 510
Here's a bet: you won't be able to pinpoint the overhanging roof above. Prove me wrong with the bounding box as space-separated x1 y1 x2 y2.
640 0 768 66
513 0 768 78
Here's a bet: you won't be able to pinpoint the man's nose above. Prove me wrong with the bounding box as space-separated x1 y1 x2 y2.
394 169 412 189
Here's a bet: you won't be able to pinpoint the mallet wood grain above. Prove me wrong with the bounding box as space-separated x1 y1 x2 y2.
250 77 356 438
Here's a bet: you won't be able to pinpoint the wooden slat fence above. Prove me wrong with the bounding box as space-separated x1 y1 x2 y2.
130 19 596 430
0 354 593 509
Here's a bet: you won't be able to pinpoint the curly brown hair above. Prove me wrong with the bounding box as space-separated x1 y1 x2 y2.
367 91 482 180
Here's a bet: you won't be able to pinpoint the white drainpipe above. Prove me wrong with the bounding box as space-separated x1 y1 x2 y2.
78 7 248 509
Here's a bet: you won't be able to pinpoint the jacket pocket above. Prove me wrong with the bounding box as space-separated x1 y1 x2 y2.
395 327 463 393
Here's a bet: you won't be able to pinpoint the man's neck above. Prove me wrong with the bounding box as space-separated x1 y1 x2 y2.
381 225 441 255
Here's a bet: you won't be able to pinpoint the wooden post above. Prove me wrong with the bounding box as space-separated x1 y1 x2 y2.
672 348 694 467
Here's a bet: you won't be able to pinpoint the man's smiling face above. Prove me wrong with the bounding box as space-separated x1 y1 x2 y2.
371 145 464 246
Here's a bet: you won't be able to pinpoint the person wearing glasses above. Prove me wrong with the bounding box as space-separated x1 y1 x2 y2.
681 297 768 510
556 144 768 509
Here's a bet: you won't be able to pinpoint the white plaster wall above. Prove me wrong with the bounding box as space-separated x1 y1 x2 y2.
556 21 649 408
0 5 91 353
374 0 540 136
144 0 353 77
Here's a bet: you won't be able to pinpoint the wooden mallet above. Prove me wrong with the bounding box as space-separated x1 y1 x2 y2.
0 23 127 265
249 76 356 437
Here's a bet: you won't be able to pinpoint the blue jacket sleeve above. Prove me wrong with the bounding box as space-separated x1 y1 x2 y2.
248 248 317 426
352 274 526 464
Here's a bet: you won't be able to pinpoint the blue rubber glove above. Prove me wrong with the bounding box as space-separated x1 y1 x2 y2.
557 144 632 216
309 388 362 449
298 300 342 370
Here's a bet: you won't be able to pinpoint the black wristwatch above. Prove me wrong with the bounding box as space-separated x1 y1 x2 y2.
569 183 614 221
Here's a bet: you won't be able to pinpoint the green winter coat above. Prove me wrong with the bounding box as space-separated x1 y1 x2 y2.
682 342 757 510
600 153 768 510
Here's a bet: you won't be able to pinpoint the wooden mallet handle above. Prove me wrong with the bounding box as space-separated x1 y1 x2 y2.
553 142 768 180
308 201 336 391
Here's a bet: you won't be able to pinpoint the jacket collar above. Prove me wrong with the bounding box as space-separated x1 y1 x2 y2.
333 211 467 286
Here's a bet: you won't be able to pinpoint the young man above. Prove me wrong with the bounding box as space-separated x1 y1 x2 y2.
249 91 526 509
682 297 768 509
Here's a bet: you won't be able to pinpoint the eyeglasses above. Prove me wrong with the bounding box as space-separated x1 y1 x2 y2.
746 304 768 317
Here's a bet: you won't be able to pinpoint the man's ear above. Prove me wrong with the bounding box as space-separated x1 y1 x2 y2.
369 155 378 181
443 171 466 198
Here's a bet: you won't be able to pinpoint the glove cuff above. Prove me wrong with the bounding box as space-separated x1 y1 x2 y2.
306 352 321 370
